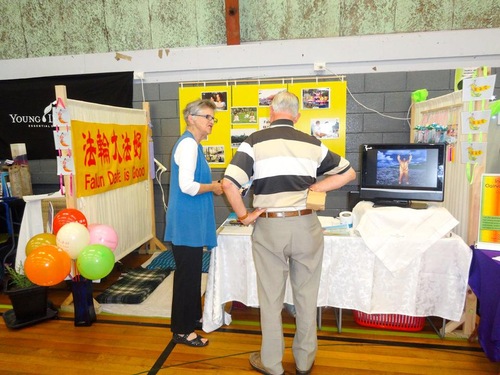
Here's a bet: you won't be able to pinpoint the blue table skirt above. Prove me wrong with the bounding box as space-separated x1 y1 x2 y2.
469 247 500 362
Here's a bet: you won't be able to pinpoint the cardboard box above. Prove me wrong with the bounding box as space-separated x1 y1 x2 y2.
8 165 33 198
306 190 326 211
8 143 33 197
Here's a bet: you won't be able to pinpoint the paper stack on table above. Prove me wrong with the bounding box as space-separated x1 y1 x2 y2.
319 216 351 236
218 213 254 235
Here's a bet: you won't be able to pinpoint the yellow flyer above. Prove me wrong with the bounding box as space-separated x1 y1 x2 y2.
477 173 500 251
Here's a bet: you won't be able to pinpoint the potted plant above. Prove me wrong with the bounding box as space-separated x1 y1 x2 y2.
5 263 34 289
3 263 56 328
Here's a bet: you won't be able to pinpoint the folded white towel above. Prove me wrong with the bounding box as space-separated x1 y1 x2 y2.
356 204 459 273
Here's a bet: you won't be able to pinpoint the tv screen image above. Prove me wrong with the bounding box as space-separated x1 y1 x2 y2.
373 149 442 188
360 143 446 208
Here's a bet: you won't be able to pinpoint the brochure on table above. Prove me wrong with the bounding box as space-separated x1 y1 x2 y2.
476 173 500 251
218 212 254 235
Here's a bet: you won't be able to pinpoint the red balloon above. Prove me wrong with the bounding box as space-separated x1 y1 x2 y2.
53 208 88 235
24 245 72 286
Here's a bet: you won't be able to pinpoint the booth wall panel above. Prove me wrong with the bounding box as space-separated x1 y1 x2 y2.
28 68 500 244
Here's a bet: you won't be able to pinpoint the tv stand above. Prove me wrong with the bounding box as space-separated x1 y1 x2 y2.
373 199 428 209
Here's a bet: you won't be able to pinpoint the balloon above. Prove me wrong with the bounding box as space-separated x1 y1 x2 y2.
76 244 115 280
53 208 88 235
24 245 71 286
25 233 57 256
56 222 90 259
88 224 119 251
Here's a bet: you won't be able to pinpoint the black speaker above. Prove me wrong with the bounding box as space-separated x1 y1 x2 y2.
347 190 361 211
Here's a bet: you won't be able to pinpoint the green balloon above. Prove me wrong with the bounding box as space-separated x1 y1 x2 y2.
76 244 115 280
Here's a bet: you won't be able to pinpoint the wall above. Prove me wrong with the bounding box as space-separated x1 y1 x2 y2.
1 0 498 60
21 66 500 241
143 67 499 237
127 68 465 237
3 0 499 242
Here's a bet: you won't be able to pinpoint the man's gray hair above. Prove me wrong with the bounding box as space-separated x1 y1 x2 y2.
271 91 299 117
183 99 216 123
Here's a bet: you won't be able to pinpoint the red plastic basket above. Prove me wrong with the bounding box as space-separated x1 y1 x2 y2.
353 311 425 332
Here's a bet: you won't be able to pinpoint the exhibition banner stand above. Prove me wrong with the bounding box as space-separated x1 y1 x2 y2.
53 85 166 313
477 173 500 251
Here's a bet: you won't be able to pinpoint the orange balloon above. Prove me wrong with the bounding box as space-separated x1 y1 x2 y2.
24 245 72 287
25 233 57 257
53 208 88 235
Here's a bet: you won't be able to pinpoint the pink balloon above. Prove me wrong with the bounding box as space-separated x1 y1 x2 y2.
88 224 118 251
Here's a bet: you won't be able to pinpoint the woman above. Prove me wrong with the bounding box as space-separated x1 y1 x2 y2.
164 99 223 347
214 93 226 110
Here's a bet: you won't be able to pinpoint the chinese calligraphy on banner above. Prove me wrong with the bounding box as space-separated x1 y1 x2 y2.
72 120 149 197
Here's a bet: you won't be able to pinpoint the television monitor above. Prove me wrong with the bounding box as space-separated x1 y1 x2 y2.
359 143 446 208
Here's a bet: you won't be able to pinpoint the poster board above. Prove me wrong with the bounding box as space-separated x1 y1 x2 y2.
179 79 347 168
477 173 500 251
289 81 347 157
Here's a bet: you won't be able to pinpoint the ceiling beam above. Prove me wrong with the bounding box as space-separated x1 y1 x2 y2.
225 0 240 45
0 29 498 83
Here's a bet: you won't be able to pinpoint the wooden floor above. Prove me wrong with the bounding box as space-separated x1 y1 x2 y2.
1 252 498 375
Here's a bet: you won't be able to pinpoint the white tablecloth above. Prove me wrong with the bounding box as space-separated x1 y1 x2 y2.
15 191 65 270
354 201 460 273
202 233 472 333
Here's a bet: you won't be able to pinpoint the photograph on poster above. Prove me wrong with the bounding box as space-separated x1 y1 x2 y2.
258 88 287 106
310 118 340 139
231 106 258 124
462 75 496 101
461 110 491 133
445 123 458 144
53 129 72 149
302 88 330 109
201 91 228 111
203 145 225 164
259 117 271 130
231 128 256 148
57 155 75 175
461 142 487 164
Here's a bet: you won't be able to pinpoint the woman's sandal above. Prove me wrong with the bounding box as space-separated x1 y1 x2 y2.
173 333 209 347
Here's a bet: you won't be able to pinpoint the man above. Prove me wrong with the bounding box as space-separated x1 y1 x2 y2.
222 91 356 375
397 153 412 184
312 120 326 138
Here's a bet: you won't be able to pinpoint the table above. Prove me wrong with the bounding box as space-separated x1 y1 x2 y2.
202 232 472 333
468 247 500 362
13 191 65 271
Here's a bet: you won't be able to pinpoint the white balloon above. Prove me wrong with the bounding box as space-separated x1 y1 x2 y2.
56 222 90 259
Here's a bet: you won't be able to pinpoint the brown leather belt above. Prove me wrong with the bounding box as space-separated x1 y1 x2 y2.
259 209 313 218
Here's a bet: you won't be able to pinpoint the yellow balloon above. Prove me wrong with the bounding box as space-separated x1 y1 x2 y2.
25 233 57 257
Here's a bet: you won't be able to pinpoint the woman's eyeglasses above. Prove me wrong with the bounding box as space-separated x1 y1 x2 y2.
191 114 218 123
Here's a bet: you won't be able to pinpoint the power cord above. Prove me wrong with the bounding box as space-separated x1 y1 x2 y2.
134 73 168 213
154 159 168 213
324 68 412 127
